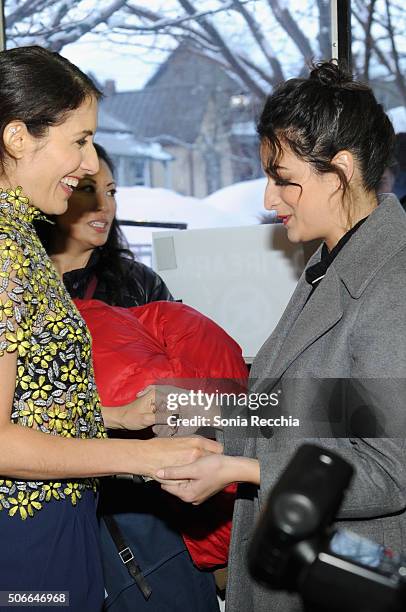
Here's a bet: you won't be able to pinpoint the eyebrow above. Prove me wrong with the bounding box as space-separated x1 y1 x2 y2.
80 177 116 187
77 130 94 136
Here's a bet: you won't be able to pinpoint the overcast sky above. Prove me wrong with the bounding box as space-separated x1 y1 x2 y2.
63 39 161 91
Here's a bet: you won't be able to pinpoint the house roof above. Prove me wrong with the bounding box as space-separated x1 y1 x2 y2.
101 85 212 144
100 44 242 145
95 131 172 161
98 107 131 133
96 108 172 161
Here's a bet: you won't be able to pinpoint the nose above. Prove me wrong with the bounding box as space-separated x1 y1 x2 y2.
81 142 99 176
264 177 281 211
95 191 108 211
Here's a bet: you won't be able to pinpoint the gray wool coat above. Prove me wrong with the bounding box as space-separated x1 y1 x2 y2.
224 194 406 612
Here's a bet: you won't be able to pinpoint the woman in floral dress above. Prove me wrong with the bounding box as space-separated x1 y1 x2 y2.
0 46 220 611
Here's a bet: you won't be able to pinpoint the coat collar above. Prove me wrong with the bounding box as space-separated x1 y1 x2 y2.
331 194 406 298
250 194 405 386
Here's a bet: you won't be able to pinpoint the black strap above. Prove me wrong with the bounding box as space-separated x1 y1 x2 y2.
103 514 152 600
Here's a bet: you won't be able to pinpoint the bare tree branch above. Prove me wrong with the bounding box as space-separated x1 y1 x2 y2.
176 0 267 98
352 4 399 76
230 0 284 83
362 0 377 81
385 0 406 104
119 1 242 30
266 0 314 63
14 0 129 51
6 0 49 28
4 0 406 105
123 4 216 49
239 54 276 88
351 6 393 72
50 1 78 30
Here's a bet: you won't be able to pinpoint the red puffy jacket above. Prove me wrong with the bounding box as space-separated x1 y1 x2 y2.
75 299 248 569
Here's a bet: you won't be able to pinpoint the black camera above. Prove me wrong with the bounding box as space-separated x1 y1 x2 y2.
248 444 406 612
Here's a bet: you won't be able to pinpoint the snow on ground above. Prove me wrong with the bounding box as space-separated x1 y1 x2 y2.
204 177 267 223
116 177 268 230
117 186 230 229
116 179 268 263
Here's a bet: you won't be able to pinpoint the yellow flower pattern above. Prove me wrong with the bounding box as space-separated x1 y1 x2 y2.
0 187 106 519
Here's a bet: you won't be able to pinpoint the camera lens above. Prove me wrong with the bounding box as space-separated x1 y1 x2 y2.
273 493 319 538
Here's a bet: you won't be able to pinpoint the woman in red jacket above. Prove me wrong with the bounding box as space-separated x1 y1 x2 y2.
36 144 221 612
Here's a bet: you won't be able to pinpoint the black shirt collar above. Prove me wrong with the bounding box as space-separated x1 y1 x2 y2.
305 216 368 289
62 249 100 297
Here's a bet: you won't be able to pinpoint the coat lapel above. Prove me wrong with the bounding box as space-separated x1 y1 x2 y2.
251 266 343 387
274 267 343 376
249 276 310 386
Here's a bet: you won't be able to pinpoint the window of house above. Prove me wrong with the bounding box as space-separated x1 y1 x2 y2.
130 159 149 187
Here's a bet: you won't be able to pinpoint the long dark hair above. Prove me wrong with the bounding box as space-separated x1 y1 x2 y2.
91 143 136 305
258 61 395 222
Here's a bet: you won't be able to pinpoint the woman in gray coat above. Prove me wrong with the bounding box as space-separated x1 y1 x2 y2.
156 61 406 611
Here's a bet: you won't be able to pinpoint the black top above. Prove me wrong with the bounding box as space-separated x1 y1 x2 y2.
305 216 368 298
63 248 173 307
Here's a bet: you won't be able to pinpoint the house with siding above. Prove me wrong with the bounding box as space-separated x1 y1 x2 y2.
100 44 262 197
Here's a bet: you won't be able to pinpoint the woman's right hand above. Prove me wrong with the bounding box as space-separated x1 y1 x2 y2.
139 435 223 478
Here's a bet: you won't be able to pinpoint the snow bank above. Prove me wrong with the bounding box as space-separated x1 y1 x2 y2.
116 178 267 229
116 179 268 258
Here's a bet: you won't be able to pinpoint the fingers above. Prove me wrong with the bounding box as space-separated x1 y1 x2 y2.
156 464 195 480
142 413 156 427
136 385 155 397
160 481 204 505
137 393 156 415
195 436 223 454
156 478 187 486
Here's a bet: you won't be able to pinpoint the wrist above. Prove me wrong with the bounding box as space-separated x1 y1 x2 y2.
134 438 161 478
101 404 127 430
223 456 260 486
113 438 156 477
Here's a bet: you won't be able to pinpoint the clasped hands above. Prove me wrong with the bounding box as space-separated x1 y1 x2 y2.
107 384 259 505
135 384 231 504
134 385 259 505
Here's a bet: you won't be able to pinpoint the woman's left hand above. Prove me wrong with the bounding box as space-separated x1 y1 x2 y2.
102 388 157 430
155 455 260 505
156 454 232 504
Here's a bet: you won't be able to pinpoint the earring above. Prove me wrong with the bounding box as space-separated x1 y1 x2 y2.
9 127 17 135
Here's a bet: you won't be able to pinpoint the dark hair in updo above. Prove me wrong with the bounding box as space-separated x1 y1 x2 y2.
258 61 395 196
0 45 102 170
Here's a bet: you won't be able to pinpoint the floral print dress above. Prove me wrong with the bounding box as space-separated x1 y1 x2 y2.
0 187 106 520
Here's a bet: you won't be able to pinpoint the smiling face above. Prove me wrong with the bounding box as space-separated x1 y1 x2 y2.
5 96 99 215
262 142 349 250
54 158 117 251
